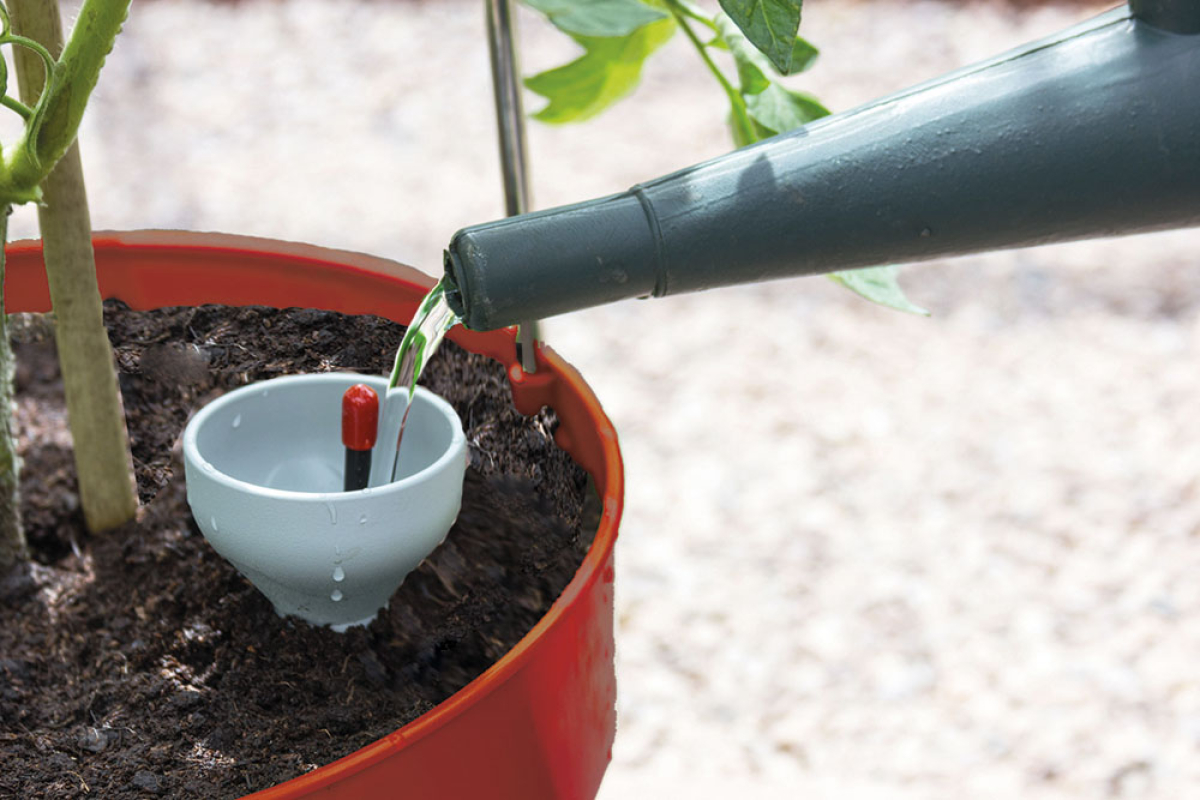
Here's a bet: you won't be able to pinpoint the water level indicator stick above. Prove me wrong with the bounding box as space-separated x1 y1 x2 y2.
342 384 379 492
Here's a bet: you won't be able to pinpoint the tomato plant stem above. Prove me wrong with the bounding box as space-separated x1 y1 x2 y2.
9 0 138 533
0 204 26 570
669 0 718 32
663 0 756 145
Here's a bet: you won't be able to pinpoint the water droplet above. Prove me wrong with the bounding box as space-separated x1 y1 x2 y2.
330 589 344 602
262 388 270 398
358 514 367 525
210 517 219 532
326 504 337 524
231 414 242 429
202 461 216 473
332 566 345 582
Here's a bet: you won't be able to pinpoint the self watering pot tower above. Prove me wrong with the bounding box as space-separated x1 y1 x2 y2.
169 1 1199 797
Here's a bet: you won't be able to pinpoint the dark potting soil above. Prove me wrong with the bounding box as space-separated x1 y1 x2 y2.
0 302 593 798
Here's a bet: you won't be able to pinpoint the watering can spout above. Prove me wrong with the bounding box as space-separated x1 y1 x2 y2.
445 4 1200 332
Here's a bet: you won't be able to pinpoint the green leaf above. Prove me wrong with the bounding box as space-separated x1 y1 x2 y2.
717 0 802 75
713 11 769 92
712 12 825 141
787 35 818 75
523 0 668 38
525 16 676 124
829 266 929 316
713 12 817 87
744 83 828 135
729 108 757 147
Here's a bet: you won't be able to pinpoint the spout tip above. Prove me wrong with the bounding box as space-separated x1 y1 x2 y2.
442 249 466 320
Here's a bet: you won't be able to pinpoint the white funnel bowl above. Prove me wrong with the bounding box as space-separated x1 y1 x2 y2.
182 373 466 631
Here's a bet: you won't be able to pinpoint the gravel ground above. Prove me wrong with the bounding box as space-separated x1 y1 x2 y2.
16 1 1200 797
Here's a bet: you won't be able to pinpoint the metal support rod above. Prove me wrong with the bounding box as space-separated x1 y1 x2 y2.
485 0 540 373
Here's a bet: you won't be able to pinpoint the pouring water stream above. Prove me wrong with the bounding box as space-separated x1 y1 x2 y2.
385 278 461 481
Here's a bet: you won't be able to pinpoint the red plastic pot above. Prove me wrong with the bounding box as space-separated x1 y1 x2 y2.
5 231 621 800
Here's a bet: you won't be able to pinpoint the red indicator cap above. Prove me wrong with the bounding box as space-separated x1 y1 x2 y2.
342 384 379 451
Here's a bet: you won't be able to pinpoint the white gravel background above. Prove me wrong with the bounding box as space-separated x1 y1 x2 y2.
16 0 1200 797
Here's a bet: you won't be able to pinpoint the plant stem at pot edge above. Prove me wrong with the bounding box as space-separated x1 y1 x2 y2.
9 0 137 532
0 205 26 569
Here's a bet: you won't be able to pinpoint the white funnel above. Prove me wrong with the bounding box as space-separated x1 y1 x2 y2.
182 373 466 631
